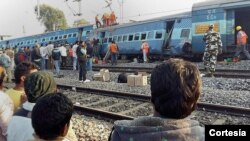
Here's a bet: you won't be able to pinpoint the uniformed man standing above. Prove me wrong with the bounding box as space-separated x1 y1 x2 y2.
203 24 222 77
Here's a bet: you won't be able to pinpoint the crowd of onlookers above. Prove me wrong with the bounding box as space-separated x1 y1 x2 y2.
0 38 103 83
0 58 205 141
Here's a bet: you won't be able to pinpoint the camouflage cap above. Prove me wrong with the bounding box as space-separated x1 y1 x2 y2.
24 71 57 103
209 24 214 28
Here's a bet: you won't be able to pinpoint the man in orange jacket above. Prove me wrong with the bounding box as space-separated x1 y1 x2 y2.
109 41 119 65
234 26 250 60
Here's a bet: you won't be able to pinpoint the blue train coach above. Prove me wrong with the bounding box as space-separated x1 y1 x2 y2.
0 25 93 49
90 12 192 59
192 0 250 56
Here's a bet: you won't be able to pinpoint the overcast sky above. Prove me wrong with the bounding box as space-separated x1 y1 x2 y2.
0 0 205 39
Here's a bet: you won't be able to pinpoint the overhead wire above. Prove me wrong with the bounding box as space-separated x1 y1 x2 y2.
64 0 78 16
122 7 191 20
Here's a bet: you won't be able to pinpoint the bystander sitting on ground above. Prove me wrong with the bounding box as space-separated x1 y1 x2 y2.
31 93 73 141
0 66 14 141
109 59 204 141
7 71 77 141
6 62 38 112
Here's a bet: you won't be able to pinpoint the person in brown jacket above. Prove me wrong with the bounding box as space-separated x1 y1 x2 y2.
109 59 204 141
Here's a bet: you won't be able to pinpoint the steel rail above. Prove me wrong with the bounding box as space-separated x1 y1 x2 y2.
58 84 250 118
74 104 134 120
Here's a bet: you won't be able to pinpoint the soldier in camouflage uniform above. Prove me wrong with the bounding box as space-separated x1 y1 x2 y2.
203 24 222 77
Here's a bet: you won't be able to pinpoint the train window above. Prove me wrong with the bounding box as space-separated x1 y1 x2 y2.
59 36 62 40
73 33 77 37
123 35 128 42
155 31 163 39
63 35 67 39
134 33 140 40
50 37 54 41
35 40 38 43
42 38 46 42
147 31 154 39
180 29 190 38
103 38 108 43
141 33 147 40
68 34 72 38
86 31 90 36
108 37 112 43
54 36 58 40
20 42 23 45
118 36 122 42
27 41 30 44
113 36 117 42
128 34 133 41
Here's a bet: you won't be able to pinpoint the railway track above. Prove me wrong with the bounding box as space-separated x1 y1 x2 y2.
61 66 250 79
58 84 250 121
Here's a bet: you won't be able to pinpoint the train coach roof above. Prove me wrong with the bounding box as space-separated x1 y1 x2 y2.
95 11 191 32
193 0 250 11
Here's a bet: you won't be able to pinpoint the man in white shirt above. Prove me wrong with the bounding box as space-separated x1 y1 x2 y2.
72 42 79 70
59 44 67 67
39 44 47 70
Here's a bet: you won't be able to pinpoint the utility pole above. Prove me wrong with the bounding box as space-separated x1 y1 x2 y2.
37 0 40 18
23 25 26 36
73 0 82 16
118 0 124 23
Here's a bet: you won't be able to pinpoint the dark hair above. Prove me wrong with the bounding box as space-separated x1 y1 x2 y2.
150 59 201 119
32 93 73 140
14 61 38 84
118 73 127 83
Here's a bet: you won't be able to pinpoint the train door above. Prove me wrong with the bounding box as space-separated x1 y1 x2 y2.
235 8 250 45
163 21 175 50
99 32 106 56
77 28 83 41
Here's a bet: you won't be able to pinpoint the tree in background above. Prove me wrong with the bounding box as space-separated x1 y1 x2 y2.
35 4 68 32
73 19 90 27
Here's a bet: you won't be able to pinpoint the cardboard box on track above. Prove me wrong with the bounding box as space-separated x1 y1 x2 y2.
93 73 104 81
135 75 147 86
93 69 110 82
127 74 147 86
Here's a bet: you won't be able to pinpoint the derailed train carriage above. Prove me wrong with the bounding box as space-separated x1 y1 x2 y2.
0 25 93 49
90 12 192 60
90 0 250 60
1 0 250 60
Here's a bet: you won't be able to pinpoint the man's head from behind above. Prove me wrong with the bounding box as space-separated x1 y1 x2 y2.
32 93 73 140
24 71 57 103
209 24 214 30
14 61 38 85
150 59 202 119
